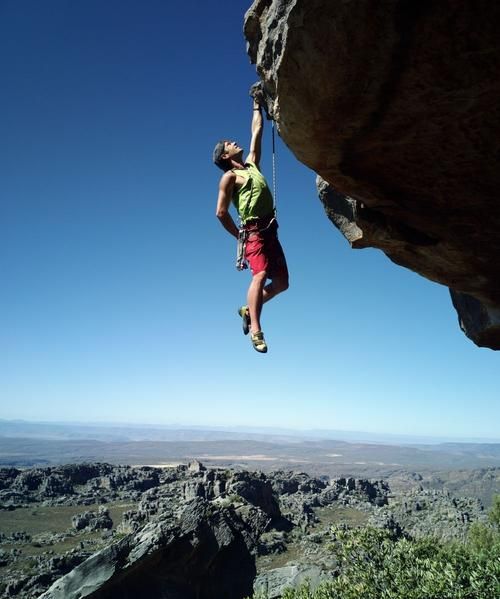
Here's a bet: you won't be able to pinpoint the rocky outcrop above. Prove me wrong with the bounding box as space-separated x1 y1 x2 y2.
39 498 260 599
1 548 91 599
0 463 163 508
244 0 500 349
368 488 486 541
227 471 281 519
72 507 113 532
254 564 332 599
0 462 488 598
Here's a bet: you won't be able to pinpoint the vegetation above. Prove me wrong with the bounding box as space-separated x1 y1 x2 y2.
0 501 136 585
251 496 500 599
469 494 500 553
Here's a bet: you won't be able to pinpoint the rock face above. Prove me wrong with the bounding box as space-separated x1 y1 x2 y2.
244 0 500 349
39 498 258 599
254 564 330 599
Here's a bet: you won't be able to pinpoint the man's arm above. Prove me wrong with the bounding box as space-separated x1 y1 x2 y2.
216 171 239 238
245 100 263 168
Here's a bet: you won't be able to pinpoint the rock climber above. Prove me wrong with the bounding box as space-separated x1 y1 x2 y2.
213 88 289 353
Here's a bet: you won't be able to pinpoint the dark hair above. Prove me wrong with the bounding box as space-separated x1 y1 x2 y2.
212 140 231 171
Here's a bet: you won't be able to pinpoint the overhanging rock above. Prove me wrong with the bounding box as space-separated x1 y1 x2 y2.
244 0 500 349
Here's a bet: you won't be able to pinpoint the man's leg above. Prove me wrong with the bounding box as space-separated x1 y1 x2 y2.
247 270 267 333
261 233 289 304
262 274 289 304
244 229 288 338
246 272 288 336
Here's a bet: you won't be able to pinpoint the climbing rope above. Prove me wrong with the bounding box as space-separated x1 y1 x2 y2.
271 119 277 215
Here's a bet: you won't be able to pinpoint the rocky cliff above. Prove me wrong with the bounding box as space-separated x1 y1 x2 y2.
244 0 500 349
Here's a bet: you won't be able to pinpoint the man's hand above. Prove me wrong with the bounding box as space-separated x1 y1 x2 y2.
249 81 265 106
249 81 272 120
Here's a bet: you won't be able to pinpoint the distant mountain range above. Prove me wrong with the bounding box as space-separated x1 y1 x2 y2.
1 418 499 445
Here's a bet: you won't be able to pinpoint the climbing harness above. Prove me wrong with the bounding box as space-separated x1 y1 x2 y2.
236 216 277 271
236 228 249 270
235 120 278 271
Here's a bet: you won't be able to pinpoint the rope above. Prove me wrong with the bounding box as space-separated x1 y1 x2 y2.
271 119 277 215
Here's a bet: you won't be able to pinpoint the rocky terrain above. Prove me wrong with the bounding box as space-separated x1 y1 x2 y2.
0 461 490 598
244 0 500 349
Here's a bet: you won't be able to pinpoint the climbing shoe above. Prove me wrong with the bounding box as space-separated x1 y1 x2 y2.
251 331 268 353
238 305 251 335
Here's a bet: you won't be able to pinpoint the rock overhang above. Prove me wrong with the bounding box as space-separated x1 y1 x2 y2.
244 0 500 349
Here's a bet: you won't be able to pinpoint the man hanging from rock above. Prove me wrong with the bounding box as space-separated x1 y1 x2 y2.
213 84 289 353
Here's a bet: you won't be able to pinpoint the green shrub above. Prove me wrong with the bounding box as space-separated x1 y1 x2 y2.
250 498 500 599
251 524 500 599
468 494 500 553
489 495 500 528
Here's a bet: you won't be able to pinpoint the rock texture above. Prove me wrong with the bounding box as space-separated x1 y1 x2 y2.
244 0 500 349
39 498 259 599
0 462 490 598
254 564 330 599
72 507 113 532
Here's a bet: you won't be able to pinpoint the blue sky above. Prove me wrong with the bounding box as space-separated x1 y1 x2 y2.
1 0 498 441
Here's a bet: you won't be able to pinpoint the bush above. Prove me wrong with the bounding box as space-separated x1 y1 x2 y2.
325 525 499 599
468 494 500 553
489 495 500 528
250 497 500 599
251 524 500 599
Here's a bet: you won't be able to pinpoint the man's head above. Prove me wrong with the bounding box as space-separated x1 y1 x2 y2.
213 140 243 171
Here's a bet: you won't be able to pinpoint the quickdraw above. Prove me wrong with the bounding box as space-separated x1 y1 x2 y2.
236 228 248 271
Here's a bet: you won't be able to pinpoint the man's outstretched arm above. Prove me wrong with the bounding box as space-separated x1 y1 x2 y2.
216 171 239 238
245 99 263 168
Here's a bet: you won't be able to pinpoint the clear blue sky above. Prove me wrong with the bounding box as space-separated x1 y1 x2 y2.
1 0 498 441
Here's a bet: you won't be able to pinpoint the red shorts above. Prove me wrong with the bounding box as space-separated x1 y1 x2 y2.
244 219 288 279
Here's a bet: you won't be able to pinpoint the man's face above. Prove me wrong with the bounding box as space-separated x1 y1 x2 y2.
223 140 243 159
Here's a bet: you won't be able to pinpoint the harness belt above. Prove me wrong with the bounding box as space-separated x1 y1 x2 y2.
236 214 276 271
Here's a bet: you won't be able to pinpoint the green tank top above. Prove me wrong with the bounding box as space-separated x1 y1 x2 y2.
232 161 274 224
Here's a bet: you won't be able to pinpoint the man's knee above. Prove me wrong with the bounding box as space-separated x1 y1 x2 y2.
252 270 268 285
274 275 289 294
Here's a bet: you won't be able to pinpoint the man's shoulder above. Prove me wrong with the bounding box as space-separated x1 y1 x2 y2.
245 160 262 172
219 170 236 188
221 170 237 180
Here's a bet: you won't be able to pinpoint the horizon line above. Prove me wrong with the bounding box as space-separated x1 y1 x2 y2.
1 417 499 445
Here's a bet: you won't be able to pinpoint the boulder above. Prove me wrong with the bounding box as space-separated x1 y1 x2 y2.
254 564 332 599
39 498 261 599
39 474 74 498
244 0 500 349
0 468 20 490
71 507 113 532
269 471 327 496
227 471 281 519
